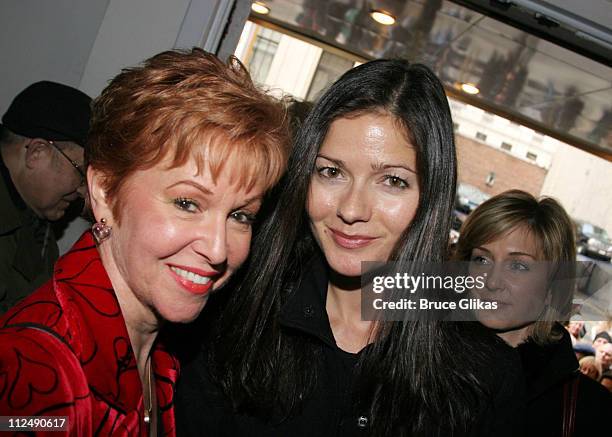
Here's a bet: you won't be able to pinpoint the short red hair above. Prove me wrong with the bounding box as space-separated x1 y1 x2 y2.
87 48 289 217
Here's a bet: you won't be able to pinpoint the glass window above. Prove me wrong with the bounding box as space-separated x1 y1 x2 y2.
306 51 354 101
248 27 282 85
476 132 487 141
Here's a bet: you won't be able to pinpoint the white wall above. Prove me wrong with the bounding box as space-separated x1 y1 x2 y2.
541 144 612 234
0 0 110 112
78 0 192 97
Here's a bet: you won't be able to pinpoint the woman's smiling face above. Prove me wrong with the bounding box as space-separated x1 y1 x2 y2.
307 112 420 277
90 153 263 324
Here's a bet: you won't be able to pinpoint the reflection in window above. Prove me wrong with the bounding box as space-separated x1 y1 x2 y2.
248 27 282 85
306 52 354 101
501 142 513 151
476 132 487 142
526 151 537 160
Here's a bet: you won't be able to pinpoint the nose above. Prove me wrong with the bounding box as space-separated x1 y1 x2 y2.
336 181 371 224
485 264 505 292
192 214 228 268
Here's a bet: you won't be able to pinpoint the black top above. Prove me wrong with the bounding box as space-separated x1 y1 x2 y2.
174 257 526 436
517 328 611 436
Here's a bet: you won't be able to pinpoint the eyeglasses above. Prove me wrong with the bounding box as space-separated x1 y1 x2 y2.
48 140 86 186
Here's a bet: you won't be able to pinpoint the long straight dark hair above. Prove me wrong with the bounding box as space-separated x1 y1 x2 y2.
210 60 499 435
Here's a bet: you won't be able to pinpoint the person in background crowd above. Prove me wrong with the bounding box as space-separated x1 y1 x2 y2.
0 81 91 314
176 59 525 437
579 356 601 381
573 342 596 361
455 189 612 437
0 49 288 435
596 343 612 372
589 320 612 343
567 320 585 345
592 330 611 350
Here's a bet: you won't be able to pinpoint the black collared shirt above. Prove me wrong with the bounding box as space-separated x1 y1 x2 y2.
175 255 526 436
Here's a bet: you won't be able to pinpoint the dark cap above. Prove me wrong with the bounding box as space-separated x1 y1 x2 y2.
1 81 91 147
594 331 612 344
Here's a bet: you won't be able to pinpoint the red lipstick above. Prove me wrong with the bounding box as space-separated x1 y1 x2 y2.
329 228 377 249
167 264 218 295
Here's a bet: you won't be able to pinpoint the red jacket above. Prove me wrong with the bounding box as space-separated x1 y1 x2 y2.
0 232 179 436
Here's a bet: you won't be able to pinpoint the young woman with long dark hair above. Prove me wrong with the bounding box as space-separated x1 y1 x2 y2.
176 59 525 436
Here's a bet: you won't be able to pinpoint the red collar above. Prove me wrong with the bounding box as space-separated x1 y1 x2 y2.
7 231 179 432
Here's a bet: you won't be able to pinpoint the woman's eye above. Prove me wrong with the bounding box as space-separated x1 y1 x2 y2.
510 261 529 271
230 211 256 226
470 255 489 265
317 166 341 179
382 175 409 189
173 197 199 213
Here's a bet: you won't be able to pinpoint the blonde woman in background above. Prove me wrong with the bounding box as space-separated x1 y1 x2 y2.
455 189 612 437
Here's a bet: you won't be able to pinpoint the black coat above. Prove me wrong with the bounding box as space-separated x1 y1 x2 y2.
517 329 611 436
174 257 526 436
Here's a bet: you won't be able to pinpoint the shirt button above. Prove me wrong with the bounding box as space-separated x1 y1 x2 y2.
303 305 314 318
357 415 368 428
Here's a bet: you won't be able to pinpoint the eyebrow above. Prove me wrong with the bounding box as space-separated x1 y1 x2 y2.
316 154 416 174
237 195 263 209
474 247 537 259
371 162 416 174
167 180 263 207
167 180 212 195
316 154 345 168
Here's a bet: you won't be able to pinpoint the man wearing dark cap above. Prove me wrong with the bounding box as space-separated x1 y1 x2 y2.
593 330 612 350
0 81 91 314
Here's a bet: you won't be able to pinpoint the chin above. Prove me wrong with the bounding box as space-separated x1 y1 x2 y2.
157 299 208 324
326 257 362 278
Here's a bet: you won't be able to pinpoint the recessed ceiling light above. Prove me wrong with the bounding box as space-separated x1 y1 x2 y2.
370 9 396 26
461 83 480 95
251 2 270 15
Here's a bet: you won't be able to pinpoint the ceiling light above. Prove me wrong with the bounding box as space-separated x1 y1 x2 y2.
370 9 396 26
461 83 480 95
251 2 270 15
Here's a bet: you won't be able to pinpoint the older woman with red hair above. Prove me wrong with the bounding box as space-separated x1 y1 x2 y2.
0 48 288 436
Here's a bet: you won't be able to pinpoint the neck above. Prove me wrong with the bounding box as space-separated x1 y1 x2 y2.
496 324 532 347
327 281 363 323
98 242 160 373
326 273 374 353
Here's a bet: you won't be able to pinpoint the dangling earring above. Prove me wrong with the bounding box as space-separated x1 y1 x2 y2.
92 218 112 243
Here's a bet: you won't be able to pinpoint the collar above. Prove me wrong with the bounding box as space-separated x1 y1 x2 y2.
517 327 579 400
279 252 338 349
53 232 178 429
0 150 27 234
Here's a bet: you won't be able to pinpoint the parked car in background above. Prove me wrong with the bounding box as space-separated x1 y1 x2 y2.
455 183 490 214
574 220 612 262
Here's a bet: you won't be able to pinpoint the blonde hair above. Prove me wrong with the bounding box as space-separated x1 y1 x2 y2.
454 189 576 345
579 356 602 380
